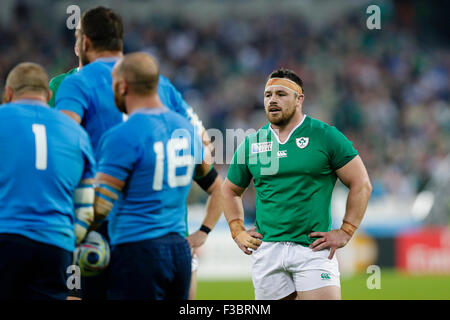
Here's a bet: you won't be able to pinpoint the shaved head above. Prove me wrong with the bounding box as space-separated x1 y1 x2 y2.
5 62 50 99
114 52 159 95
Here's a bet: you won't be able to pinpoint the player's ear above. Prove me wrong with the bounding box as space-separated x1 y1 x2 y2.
2 86 13 103
297 93 304 106
82 34 91 52
46 89 52 103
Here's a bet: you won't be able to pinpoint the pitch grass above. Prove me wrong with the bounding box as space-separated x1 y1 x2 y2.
196 270 450 300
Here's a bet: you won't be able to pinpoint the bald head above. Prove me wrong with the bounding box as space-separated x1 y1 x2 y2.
113 52 159 96
4 62 51 103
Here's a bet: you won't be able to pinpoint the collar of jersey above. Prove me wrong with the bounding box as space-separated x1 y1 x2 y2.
94 56 120 63
130 105 169 116
269 114 307 145
14 99 49 108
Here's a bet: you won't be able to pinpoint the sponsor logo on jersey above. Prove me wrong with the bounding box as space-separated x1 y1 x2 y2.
296 137 309 149
277 150 287 158
321 273 331 280
251 142 272 154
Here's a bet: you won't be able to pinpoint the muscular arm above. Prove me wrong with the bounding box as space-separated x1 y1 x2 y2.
187 160 224 250
336 155 372 230
222 178 262 255
90 172 125 230
310 155 372 259
61 110 82 124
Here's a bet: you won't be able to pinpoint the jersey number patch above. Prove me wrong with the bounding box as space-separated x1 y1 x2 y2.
152 137 195 191
32 124 47 170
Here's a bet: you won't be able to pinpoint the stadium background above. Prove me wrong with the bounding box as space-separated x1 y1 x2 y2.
0 0 449 299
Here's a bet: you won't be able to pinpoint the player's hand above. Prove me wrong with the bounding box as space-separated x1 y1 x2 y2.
234 226 263 255
187 230 208 250
308 229 351 260
74 222 88 244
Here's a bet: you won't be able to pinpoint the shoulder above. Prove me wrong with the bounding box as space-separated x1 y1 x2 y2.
305 116 333 132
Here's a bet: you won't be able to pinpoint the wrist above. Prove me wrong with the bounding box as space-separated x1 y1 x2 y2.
340 220 358 237
199 224 211 235
228 218 245 239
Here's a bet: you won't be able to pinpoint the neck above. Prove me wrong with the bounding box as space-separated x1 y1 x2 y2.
88 50 122 63
12 93 48 104
125 94 164 115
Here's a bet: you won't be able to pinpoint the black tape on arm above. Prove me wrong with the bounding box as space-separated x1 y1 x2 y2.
194 166 218 191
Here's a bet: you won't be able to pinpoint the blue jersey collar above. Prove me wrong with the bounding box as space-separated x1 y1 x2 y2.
14 99 50 108
130 106 169 116
94 56 121 63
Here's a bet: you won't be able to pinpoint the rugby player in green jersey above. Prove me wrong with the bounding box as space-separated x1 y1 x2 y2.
223 68 372 300
48 29 82 107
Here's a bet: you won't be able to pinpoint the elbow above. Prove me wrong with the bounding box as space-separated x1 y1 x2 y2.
363 179 373 197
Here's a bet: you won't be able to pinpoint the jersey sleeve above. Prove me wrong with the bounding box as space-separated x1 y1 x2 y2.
227 138 252 188
55 74 88 120
325 126 358 171
96 128 137 182
79 129 96 180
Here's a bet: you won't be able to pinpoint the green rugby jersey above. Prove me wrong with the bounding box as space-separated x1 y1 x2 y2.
227 115 358 246
48 67 78 107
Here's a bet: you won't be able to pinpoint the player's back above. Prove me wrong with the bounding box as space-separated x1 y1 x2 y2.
97 107 203 246
55 57 200 155
0 100 95 252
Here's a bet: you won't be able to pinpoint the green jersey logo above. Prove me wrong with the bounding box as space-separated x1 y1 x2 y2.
321 273 331 280
296 137 309 149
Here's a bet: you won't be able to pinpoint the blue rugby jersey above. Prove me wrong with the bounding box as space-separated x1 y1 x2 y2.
0 100 96 252
96 107 203 246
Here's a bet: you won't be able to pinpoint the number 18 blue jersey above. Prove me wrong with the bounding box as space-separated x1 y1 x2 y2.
96 107 203 246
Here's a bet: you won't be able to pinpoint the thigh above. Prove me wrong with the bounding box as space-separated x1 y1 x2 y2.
0 234 33 299
108 235 191 300
297 285 341 300
290 246 341 295
251 242 296 300
28 242 72 300
166 237 192 300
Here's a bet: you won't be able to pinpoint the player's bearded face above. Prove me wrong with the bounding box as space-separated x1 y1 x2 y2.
77 31 90 66
264 88 297 126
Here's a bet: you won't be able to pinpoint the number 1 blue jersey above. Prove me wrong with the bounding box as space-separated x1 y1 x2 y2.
96 107 203 246
0 100 96 252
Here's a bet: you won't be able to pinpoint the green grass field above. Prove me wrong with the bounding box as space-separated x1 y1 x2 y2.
197 270 450 300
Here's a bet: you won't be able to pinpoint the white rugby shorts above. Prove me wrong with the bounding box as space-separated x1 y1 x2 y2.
251 241 340 300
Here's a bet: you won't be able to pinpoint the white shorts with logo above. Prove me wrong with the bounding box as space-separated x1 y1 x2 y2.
251 241 340 300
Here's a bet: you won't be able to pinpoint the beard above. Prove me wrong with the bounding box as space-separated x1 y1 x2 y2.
77 43 90 67
266 105 296 126
113 84 127 114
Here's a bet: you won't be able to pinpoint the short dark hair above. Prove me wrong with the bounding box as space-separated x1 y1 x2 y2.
81 7 123 51
268 68 304 93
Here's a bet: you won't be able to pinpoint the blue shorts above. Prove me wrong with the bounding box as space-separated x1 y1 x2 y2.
0 233 72 300
107 233 192 300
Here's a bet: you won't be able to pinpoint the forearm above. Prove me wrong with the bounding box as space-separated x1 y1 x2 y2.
201 177 223 230
341 181 372 233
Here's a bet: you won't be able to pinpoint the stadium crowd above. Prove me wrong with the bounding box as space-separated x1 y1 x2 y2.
0 1 448 213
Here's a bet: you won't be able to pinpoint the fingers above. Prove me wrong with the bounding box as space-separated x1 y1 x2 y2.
328 247 336 260
247 230 264 239
244 237 262 250
311 241 330 252
309 237 326 249
309 232 326 238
